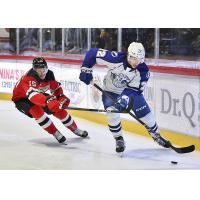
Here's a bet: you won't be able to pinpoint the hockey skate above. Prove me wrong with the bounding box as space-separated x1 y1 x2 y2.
115 136 126 153
73 129 88 138
150 132 170 148
53 131 67 144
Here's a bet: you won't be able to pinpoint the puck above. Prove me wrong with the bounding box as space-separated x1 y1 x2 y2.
171 161 178 164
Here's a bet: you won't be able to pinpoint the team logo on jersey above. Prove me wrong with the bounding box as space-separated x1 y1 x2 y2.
111 72 130 88
39 84 50 93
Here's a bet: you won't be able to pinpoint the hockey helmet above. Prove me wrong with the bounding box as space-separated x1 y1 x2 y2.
32 57 47 69
128 42 145 63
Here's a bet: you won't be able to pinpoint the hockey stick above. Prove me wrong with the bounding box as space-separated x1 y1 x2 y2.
93 83 195 154
67 106 127 113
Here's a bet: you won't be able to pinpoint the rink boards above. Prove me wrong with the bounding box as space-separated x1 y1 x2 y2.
0 56 200 150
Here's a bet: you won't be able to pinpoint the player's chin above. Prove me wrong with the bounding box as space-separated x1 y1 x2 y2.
130 64 137 68
40 75 46 80
128 61 136 68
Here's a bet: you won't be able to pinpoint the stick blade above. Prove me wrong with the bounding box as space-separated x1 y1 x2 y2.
170 144 195 154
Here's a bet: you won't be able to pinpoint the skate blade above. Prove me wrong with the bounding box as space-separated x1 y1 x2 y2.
60 141 68 145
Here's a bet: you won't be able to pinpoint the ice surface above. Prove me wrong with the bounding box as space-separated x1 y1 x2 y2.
0 100 200 170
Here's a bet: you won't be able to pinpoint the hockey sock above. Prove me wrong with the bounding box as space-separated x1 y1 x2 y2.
54 110 77 132
29 105 58 134
35 113 57 134
108 122 122 138
107 111 122 138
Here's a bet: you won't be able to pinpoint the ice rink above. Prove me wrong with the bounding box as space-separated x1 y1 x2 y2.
0 100 200 170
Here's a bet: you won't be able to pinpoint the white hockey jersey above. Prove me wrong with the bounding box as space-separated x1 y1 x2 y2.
82 48 150 95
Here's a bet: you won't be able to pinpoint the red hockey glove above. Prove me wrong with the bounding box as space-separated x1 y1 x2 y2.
46 95 60 113
58 94 70 109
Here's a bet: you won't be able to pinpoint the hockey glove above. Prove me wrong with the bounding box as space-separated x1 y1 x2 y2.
114 95 129 112
79 66 93 85
57 94 70 109
46 95 60 113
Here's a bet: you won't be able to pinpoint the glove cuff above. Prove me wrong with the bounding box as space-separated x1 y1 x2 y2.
57 94 65 99
81 66 93 73
46 95 57 104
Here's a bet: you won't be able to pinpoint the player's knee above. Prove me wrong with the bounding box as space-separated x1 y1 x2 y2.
53 109 68 119
29 105 44 119
139 111 156 128
48 101 60 113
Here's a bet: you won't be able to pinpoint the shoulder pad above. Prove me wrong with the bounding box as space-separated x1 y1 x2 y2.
137 63 149 71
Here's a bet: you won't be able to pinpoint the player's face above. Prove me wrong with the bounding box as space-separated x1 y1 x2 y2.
35 67 48 80
127 55 140 68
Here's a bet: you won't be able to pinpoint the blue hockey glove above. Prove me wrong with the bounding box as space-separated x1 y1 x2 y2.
79 66 93 85
114 95 129 112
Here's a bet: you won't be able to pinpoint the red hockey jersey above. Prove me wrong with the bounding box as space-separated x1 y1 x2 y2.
12 68 64 107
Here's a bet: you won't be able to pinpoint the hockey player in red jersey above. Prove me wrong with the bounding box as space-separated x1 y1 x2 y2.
12 57 88 144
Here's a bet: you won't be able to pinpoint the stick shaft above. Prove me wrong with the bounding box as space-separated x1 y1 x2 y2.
67 106 124 113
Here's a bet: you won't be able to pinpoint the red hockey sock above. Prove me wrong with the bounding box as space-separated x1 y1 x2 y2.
29 105 57 135
54 110 77 132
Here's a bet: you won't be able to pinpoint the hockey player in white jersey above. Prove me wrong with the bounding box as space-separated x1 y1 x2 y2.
79 42 170 153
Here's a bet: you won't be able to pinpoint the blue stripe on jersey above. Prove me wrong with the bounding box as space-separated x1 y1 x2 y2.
136 63 150 82
82 48 98 68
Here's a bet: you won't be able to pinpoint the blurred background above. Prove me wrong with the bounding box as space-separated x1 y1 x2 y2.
0 28 199 61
